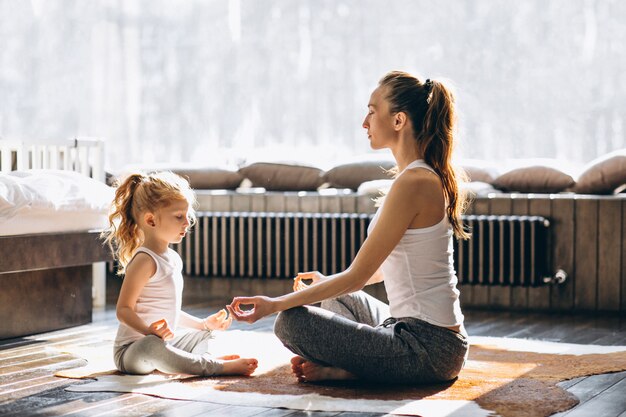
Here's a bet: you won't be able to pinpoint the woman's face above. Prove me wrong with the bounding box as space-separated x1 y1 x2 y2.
362 86 397 150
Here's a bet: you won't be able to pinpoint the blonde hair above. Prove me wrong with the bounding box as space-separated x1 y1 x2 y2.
102 171 197 274
379 71 470 239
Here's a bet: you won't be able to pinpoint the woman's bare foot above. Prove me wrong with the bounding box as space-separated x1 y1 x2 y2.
220 357 258 376
291 356 306 380
290 356 355 382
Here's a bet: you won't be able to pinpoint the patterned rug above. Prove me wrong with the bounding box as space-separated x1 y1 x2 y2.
56 331 626 417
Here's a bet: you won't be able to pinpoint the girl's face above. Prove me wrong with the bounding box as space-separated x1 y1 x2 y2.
362 86 397 150
154 199 191 244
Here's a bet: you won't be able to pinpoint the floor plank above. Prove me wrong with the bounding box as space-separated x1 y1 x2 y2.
558 376 584 390
246 408 305 417
559 372 626 405
151 399 230 417
0 386 120 417
557 373 626 417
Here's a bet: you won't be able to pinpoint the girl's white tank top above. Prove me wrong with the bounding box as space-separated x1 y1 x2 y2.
114 247 184 347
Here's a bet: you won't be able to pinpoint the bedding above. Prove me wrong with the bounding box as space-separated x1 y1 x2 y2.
0 140 113 339
0 169 114 236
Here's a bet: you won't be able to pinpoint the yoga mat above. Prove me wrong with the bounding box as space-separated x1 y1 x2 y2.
58 332 626 417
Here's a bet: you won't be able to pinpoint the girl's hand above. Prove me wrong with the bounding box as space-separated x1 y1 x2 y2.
149 318 174 341
227 296 275 324
203 308 232 331
293 271 327 292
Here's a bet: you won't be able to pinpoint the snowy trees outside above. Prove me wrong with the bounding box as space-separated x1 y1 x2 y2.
1 0 624 170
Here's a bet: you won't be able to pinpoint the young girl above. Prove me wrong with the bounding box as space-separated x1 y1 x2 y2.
228 71 469 384
103 171 258 377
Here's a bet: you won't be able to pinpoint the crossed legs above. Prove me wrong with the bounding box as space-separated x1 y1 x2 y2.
275 291 398 383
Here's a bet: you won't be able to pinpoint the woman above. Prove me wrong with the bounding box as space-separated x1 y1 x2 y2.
228 70 470 384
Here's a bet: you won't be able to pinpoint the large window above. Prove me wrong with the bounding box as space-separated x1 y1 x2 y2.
1 0 624 170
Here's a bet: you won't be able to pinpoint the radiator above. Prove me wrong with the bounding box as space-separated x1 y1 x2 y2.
454 215 550 287
174 212 371 279
167 212 551 287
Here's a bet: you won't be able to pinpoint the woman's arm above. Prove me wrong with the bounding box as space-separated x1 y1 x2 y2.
294 267 382 292
274 174 422 308
229 172 429 323
116 253 174 339
365 268 384 286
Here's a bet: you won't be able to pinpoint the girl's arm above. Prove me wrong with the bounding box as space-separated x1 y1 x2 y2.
178 311 204 330
116 253 169 337
229 172 433 323
178 309 232 331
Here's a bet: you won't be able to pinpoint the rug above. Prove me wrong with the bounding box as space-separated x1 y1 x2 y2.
55 331 626 417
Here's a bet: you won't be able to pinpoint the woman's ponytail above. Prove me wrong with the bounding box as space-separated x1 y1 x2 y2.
379 71 470 239
420 80 470 240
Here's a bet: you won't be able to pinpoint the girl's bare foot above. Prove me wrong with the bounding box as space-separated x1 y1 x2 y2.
217 354 240 360
290 356 355 382
221 357 258 376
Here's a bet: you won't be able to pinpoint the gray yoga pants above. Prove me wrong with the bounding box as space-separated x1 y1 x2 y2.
274 291 469 384
114 330 224 376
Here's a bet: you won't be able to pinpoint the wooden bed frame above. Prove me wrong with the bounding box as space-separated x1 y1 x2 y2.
0 138 112 340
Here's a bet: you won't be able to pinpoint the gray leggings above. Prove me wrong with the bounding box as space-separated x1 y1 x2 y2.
114 330 224 376
274 291 469 384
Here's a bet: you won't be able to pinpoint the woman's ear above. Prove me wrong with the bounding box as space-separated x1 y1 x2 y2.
394 112 407 131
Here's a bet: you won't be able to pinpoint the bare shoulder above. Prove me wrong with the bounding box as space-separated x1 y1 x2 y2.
387 167 446 221
125 252 157 280
117 252 157 307
393 166 442 195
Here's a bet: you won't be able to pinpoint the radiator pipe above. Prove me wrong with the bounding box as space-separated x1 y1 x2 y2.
543 269 567 285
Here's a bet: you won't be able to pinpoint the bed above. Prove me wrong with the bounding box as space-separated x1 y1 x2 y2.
0 139 113 340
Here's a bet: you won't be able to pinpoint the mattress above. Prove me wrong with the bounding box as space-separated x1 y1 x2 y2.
0 169 114 236
0 209 109 236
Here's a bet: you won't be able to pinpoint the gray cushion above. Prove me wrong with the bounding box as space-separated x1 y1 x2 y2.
323 160 396 190
492 166 575 193
574 149 626 194
172 168 243 190
238 162 324 191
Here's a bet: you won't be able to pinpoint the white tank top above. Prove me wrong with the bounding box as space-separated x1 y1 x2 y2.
114 247 184 347
367 160 464 327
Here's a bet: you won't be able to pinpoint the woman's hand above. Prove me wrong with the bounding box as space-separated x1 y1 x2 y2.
149 318 174 341
227 296 276 324
203 308 232 331
293 271 327 292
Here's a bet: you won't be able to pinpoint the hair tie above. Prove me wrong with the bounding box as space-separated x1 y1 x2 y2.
424 79 433 91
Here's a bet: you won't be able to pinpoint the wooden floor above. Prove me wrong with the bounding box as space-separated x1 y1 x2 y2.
1 278 625 417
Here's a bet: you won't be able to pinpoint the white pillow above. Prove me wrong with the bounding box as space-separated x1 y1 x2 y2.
460 181 499 197
357 179 393 196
